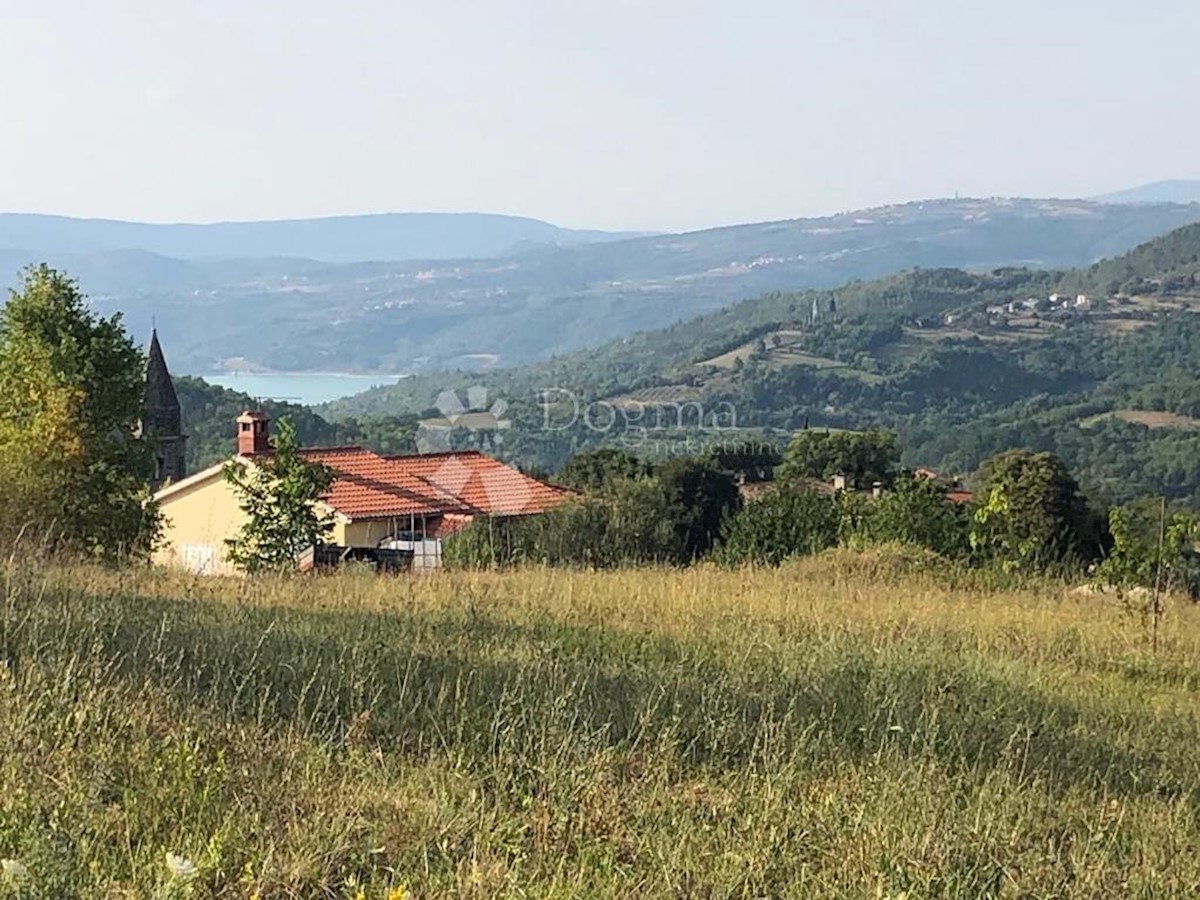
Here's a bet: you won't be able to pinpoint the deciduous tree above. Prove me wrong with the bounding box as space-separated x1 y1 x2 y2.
969 449 1103 571
0 265 158 557
223 418 335 572
778 429 898 488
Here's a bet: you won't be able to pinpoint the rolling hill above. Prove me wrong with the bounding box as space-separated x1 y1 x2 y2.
1092 180 1200 205
6 197 1200 375
320 222 1200 505
0 211 644 263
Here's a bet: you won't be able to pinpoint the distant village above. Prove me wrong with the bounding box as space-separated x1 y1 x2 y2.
918 288 1200 333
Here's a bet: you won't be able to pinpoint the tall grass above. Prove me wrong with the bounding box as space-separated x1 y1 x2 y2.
2 551 1200 897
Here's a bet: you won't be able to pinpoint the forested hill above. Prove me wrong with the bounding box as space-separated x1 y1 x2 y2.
322 221 1200 505
174 376 417 472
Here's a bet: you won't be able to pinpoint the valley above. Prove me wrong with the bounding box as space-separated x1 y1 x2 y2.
4 198 1199 374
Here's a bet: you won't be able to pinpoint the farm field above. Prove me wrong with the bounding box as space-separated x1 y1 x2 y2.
3 556 1200 897
697 331 884 384
1080 408 1200 430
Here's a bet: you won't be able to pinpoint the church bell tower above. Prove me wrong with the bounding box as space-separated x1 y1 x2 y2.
141 328 187 490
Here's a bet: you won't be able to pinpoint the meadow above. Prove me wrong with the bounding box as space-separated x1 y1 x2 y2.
2 553 1200 898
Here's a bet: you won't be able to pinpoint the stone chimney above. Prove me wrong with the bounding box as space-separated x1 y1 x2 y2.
236 410 271 456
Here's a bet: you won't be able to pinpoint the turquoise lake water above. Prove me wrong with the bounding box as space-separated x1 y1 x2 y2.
200 372 403 406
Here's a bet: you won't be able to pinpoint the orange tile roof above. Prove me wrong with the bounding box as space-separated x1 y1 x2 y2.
300 446 462 520
297 447 569 521
385 450 572 517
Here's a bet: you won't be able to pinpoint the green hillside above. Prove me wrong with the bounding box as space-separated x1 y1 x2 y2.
175 376 417 472
323 222 1200 504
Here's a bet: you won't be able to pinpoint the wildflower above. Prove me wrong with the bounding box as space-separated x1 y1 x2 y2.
1 858 31 884
387 886 410 900
165 852 198 879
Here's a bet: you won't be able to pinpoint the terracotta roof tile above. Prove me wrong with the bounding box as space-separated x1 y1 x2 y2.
296 447 569 521
300 447 461 520
385 450 572 517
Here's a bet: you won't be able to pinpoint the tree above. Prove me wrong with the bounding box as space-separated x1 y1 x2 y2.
718 486 838 566
656 457 741 563
777 429 898 488
703 440 782 483
859 473 971 557
1095 499 1200 598
555 448 650 492
223 418 336 572
969 450 1103 571
0 265 159 557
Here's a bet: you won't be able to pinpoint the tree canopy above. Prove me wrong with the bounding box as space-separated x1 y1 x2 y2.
969 450 1105 571
778 429 899 488
223 418 336 573
0 265 158 557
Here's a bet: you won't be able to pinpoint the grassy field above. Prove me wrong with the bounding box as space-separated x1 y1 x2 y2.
3 554 1200 897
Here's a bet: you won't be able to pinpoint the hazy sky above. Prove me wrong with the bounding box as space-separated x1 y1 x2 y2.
1 0 1197 232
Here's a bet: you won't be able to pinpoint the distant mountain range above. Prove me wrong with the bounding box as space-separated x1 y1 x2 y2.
0 212 649 263
3 197 1200 375
1092 180 1200 205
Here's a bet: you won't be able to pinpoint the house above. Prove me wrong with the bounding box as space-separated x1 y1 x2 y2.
153 411 570 574
744 466 975 506
914 467 974 504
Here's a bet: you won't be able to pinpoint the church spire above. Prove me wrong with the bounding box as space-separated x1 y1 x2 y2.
141 328 187 489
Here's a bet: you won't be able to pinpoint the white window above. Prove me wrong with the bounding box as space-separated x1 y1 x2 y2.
180 544 217 575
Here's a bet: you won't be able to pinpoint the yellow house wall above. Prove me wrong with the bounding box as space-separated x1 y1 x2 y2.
157 471 412 572
155 472 246 575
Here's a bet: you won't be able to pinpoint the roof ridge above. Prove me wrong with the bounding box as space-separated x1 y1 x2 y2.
384 449 485 460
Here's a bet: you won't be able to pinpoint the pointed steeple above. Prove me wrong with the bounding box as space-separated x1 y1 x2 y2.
141 328 187 489
144 329 181 433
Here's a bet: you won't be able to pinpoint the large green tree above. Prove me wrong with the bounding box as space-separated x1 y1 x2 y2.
656 457 741 563
970 450 1104 571
223 418 336 573
0 265 158 557
554 448 651 492
778 429 899 489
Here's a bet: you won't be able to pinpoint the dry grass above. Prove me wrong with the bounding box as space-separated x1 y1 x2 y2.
3 553 1200 897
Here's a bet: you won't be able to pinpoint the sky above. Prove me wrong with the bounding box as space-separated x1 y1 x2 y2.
1 0 1198 233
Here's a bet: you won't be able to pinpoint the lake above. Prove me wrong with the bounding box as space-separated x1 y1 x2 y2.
200 372 404 406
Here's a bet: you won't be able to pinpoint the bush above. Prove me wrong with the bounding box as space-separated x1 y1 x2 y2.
717 486 838 565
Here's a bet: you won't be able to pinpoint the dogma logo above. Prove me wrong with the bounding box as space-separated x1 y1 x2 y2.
416 385 511 452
